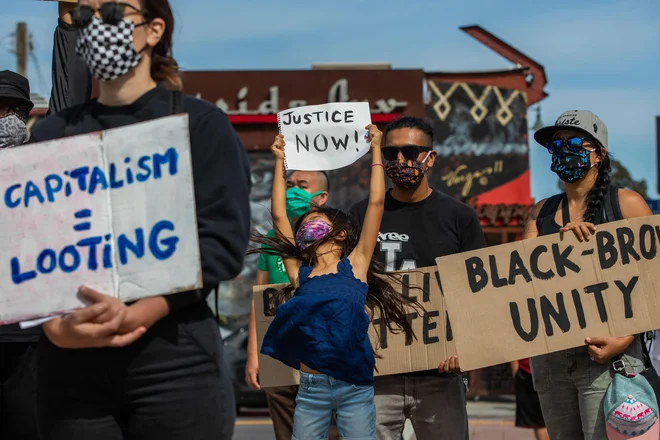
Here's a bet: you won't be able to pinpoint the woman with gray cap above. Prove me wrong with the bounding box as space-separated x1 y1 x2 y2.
523 110 652 439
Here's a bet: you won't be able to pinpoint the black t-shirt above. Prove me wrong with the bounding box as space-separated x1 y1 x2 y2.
0 86 252 343
349 189 486 376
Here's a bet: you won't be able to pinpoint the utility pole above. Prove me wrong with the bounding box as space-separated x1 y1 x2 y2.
16 22 27 77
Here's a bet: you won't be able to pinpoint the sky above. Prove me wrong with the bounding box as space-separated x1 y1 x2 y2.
2 0 659 201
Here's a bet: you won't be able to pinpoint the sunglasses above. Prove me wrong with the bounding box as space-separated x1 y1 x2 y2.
382 145 432 162
70 2 146 29
546 137 597 155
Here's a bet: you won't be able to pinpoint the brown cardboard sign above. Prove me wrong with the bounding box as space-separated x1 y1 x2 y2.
437 215 660 371
253 266 456 388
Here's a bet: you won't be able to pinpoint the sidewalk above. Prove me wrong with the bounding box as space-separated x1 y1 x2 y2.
402 400 532 440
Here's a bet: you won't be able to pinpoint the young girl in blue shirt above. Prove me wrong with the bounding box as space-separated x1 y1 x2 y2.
250 126 419 440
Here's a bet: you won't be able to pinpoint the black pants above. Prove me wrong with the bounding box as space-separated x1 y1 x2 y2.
37 304 235 440
0 342 41 440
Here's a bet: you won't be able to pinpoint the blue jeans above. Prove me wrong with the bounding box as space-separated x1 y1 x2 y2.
293 372 375 440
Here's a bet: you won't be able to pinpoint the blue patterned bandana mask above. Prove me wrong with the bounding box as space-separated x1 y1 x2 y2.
551 150 597 183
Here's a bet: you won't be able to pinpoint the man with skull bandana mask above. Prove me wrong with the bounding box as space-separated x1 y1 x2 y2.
350 116 486 440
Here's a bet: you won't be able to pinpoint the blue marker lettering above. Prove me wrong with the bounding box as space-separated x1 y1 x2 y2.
153 148 178 179
58 245 81 273
88 167 109 194
24 181 45 207
70 167 90 192
4 184 21 208
118 229 145 265
44 174 63 203
11 258 37 284
109 164 124 189
149 220 179 260
103 234 113 269
77 236 102 271
36 249 57 274
136 156 152 182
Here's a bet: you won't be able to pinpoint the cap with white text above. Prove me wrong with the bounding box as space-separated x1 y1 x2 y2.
534 110 608 150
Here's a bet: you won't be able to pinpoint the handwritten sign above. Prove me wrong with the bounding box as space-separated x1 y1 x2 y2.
253 266 456 387
277 102 371 171
0 115 201 324
437 215 660 371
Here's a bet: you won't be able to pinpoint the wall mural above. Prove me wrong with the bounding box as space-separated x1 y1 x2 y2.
426 81 530 204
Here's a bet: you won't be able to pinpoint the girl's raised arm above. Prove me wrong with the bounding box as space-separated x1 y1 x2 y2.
350 125 384 277
271 135 302 285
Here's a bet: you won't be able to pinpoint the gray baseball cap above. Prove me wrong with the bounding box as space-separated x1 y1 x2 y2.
534 110 608 150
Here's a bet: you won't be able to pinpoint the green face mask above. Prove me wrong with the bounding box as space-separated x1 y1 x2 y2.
286 187 323 219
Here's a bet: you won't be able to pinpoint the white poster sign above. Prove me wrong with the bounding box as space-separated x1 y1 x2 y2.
277 102 372 171
0 115 201 324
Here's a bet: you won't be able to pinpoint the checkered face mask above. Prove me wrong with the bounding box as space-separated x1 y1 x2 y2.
76 16 142 81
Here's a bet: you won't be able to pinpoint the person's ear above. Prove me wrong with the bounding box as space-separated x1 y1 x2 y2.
594 147 607 166
311 192 328 207
425 150 437 168
144 17 166 49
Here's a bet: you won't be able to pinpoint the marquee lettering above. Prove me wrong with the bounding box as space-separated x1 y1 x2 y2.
199 79 409 116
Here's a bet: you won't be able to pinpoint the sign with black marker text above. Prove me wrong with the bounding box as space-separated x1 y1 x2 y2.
277 102 371 171
253 266 456 388
437 215 660 371
0 115 201 324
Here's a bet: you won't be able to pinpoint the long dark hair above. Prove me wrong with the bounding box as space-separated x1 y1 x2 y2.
140 0 182 90
248 207 424 355
583 145 611 223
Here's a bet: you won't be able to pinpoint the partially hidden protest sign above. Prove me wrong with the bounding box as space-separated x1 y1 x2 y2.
0 115 201 324
277 102 371 171
437 215 660 371
253 266 456 387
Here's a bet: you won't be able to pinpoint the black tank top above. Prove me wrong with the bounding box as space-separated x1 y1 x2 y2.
537 185 623 237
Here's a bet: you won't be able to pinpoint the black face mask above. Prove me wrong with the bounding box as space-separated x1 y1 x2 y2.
550 150 596 183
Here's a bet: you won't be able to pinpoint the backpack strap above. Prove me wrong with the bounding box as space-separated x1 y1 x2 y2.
536 193 564 232
169 90 184 115
604 185 623 222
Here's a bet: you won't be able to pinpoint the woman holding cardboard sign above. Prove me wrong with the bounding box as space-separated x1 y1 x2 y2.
27 1 250 439
525 110 651 439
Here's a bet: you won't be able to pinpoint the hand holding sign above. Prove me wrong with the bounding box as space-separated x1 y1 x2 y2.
366 124 383 152
585 335 635 364
271 134 286 160
560 221 597 242
277 102 372 171
42 287 147 349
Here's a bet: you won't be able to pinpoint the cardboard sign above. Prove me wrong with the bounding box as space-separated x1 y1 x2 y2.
277 102 371 171
437 215 660 371
253 266 456 387
0 115 201 324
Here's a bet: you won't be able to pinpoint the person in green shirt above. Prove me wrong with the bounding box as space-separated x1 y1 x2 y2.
246 170 335 440
255 171 329 284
